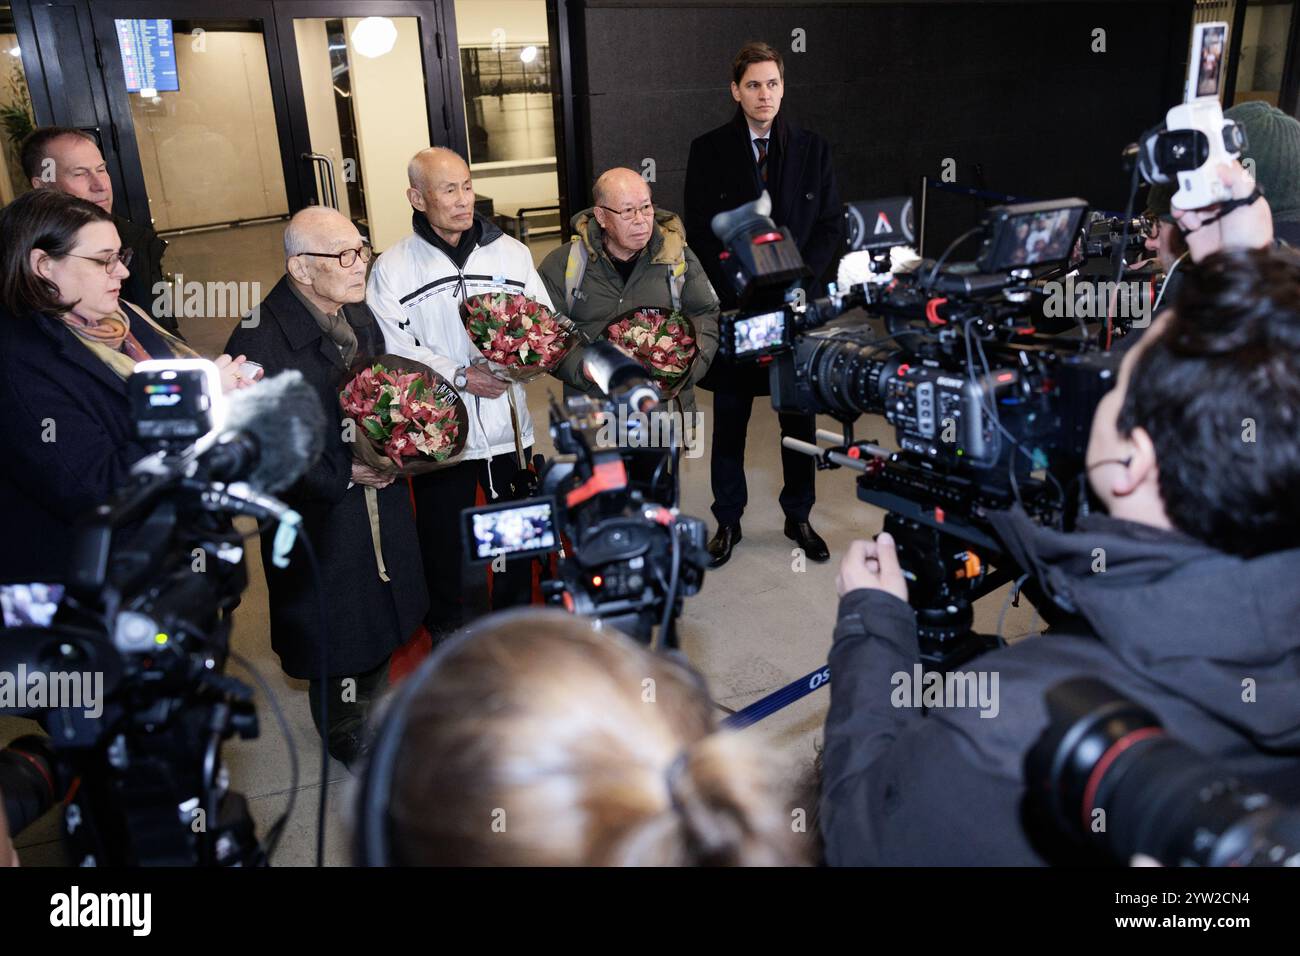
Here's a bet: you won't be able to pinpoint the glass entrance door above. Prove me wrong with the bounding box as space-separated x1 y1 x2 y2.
89 1 454 352
92 3 298 353
277 7 443 254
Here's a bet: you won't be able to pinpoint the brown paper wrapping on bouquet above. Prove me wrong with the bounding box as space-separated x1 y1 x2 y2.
459 292 578 385
601 307 699 402
341 353 470 580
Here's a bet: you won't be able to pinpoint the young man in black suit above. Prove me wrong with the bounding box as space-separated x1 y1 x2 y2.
685 41 842 568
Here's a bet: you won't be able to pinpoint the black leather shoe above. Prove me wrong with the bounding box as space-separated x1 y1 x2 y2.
785 518 829 562
708 523 742 568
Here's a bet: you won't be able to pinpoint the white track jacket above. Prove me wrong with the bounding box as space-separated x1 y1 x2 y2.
367 214 554 495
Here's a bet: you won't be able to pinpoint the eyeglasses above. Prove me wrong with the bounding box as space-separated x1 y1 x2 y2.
66 249 134 273
1139 213 1177 239
597 201 654 222
299 245 373 267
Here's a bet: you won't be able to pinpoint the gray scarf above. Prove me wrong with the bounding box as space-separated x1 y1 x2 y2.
288 279 358 365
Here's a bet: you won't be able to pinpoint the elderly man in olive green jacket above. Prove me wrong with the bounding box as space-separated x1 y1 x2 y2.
539 167 721 414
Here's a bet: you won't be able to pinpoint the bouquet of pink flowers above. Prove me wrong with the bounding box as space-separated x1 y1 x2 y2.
339 354 468 475
603 308 698 399
460 292 574 383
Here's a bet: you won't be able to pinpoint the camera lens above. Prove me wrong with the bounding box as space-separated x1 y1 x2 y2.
0 735 61 838
1156 128 1210 173
798 334 897 418
1027 678 1300 866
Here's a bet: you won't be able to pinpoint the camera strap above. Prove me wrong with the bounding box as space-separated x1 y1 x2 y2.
564 239 589 313
1178 187 1264 234
667 258 687 313
364 486 391 582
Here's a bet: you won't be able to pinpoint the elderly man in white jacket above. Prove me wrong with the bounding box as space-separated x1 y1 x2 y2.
367 146 554 635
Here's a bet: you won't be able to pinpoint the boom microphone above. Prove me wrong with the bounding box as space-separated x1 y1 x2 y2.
205 370 326 493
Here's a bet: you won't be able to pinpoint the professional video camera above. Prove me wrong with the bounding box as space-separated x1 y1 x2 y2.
1079 214 1150 263
461 342 708 648
711 192 1118 668
1026 678 1300 867
0 362 325 865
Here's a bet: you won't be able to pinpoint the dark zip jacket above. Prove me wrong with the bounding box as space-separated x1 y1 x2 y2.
821 507 1300 865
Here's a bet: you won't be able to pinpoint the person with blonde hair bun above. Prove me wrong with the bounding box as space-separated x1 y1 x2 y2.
353 608 810 866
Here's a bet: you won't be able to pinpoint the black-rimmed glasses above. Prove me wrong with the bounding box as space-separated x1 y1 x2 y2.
298 245 372 267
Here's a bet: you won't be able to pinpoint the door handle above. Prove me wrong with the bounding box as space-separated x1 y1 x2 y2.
302 152 339 209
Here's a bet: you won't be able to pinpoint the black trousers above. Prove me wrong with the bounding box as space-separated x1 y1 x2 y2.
308 657 390 769
710 389 816 527
412 448 535 632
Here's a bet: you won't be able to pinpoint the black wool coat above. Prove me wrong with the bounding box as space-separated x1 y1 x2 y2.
225 277 428 679
114 214 178 335
684 107 843 395
0 305 178 584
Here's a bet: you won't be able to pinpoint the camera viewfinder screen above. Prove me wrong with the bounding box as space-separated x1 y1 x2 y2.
1195 25 1226 99
0 582 65 628
467 500 558 562
735 310 787 355
998 207 1085 269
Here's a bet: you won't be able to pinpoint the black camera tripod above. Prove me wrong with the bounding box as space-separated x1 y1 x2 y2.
784 427 1029 671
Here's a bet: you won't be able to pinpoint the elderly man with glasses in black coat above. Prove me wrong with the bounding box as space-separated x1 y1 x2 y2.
225 206 428 769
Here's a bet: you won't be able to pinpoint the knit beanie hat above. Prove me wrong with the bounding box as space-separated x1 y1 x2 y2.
1225 100 1300 223
1144 182 1175 219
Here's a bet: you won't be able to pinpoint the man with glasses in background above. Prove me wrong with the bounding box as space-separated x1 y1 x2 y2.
225 206 428 769
539 166 720 415
22 126 180 335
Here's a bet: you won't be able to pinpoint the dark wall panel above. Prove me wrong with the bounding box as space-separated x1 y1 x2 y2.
570 1 1193 250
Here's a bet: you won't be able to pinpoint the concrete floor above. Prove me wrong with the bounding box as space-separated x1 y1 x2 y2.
3 220 1036 866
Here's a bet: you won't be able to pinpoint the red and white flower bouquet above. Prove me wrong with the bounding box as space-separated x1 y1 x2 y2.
339 354 468 475
602 307 698 399
460 292 574 383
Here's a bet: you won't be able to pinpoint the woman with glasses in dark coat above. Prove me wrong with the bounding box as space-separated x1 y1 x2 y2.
0 189 249 583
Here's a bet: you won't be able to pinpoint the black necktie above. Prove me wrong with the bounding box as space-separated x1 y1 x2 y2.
755 137 769 183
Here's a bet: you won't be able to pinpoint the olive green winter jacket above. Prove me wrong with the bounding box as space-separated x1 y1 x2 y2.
539 207 720 412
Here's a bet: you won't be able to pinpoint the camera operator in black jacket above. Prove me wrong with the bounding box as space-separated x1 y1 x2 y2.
821 218 1300 862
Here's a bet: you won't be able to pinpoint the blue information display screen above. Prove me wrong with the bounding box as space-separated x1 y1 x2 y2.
115 19 180 93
